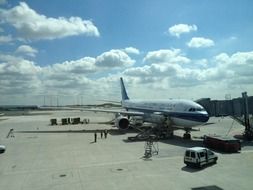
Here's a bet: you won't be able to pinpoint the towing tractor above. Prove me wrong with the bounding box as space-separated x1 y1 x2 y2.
184 147 218 168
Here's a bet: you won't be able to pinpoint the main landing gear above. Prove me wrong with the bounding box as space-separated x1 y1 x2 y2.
183 130 191 139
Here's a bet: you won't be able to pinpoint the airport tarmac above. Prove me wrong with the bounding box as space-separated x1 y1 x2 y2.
0 110 253 190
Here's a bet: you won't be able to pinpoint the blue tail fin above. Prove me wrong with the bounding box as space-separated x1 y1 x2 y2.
120 77 129 100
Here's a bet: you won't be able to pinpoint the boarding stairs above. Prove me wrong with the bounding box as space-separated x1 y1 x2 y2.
144 136 159 158
128 127 154 141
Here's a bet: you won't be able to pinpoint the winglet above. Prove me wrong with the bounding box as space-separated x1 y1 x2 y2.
120 77 129 100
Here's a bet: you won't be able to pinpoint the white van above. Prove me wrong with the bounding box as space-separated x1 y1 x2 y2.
0 145 6 153
184 147 218 168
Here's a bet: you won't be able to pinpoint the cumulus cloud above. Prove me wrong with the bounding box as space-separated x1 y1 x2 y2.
124 49 253 91
96 49 135 68
50 57 96 74
123 65 152 77
168 24 197 38
215 51 253 78
1 48 253 104
42 71 94 91
0 55 41 76
187 37 215 48
143 49 190 64
16 45 38 57
0 54 42 95
123 47 140 55
0 2 100 41
124 63 182 81
124 50 252 94
35 48 135 95
43 49 135 76
0 35 12 44
0 53 95 97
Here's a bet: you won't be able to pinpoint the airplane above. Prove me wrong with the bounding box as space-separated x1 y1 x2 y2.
85 77 209 139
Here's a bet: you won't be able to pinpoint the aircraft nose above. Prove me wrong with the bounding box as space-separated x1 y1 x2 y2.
202 113 209 122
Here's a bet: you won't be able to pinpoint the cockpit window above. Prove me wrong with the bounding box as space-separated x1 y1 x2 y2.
189 108 196 112
189 107 204 112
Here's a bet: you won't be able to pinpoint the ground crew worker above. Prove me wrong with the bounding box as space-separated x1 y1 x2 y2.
104 129 108 139
101 131 103 138
10 128 14 138
94 132 97 142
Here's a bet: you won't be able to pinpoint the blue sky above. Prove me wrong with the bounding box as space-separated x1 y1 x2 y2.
0 0 253 105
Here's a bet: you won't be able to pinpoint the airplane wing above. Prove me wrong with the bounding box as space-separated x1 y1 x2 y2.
97 99 121 104
39 106 82 110
82 108 144 116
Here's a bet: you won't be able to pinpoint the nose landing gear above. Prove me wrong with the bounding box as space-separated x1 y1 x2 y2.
183 129 191 139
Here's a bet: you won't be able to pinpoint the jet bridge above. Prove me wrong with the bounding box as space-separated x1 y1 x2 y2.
196 92 253 140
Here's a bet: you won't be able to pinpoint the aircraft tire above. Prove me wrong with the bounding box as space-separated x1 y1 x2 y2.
183 133 191 139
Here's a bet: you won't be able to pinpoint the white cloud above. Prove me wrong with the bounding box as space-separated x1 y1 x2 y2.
123 47 140 55
51 57 96 74
96 49 135 68
143 49 190 64
1 49 253 104
0 54 99 100
123 50 253 93
0 54 42 95
230 51 253 66
44 49 135 75
0 35 12 44
168 24 197 38
0 2 100 41
16 45 38 57
42 71 94 92
123 65 152 77
34 49 135 96
187 37 215 48
123 63 183 85
215 51 253 78
0 54 41 75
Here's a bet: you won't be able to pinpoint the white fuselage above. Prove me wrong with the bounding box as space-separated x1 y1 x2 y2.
122 99 209 128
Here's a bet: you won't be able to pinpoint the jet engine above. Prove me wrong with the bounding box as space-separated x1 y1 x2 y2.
115 116 129 130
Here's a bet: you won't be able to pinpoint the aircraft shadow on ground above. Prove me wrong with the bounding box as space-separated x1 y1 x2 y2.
109 129 139 135
15 129 253 150
159 135 204 148
122 134 204 147
15 128 138 135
